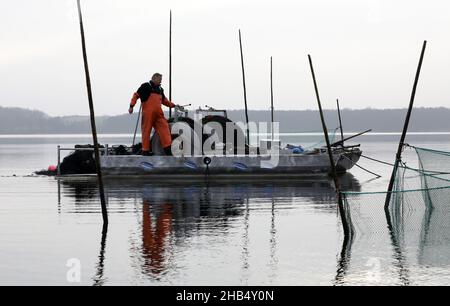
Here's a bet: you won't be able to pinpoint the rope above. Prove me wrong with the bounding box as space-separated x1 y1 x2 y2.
361 153 450 176
354 163 382 178
341 184 450 196
403 165 450 181
360 154 396 167
405 143 450 156
341 154 382 178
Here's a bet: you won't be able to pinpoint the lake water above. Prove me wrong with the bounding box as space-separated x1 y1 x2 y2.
1 133 450 286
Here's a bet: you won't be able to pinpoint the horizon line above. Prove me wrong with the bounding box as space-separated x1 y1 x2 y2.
2 105 450 118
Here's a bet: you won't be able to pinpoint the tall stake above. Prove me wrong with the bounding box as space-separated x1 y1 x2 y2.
77 0 108 225
308 54 349 237
239 30 251 146
337 99 344 143
385 41 427 208
169 10 173 119
270 56 275 141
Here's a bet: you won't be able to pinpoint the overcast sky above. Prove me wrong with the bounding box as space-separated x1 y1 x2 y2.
1 0 450 116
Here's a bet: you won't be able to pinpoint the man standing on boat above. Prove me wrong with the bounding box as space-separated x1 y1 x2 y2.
129 73 177 156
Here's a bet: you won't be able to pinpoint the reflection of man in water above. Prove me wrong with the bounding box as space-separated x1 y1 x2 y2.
142 200 173 276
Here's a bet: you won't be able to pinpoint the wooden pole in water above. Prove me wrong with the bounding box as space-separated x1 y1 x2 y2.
308 55 340 190
337 99 344 143
308 54 349 237
385 41 427 209
169 10 173 119
270 56 275 141
76 0 108 225
239 30 251 146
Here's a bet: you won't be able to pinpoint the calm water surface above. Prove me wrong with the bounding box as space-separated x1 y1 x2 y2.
0 133 450 286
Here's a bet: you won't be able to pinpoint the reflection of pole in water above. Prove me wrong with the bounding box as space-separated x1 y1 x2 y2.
418 203 433 264
389 228 410 286
269 196 278 281
240 197 250 284
93 223 108 286
385 167 411 285
57 178 61 214
334 232 353 285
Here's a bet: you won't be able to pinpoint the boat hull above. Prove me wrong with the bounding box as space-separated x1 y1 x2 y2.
97 150 361 178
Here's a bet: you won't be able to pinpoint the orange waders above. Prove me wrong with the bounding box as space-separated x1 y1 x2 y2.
131 91 175 152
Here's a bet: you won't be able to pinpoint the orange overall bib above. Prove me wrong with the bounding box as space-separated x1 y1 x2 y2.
131 89 175 152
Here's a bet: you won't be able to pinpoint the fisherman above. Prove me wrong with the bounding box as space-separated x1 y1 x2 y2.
129 73 179 156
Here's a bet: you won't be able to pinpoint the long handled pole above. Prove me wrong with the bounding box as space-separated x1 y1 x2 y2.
239 30 251 146
132 104 142 148
77 0 108 225
169 10 173 119
337 99 344 143
330 129 372 147
308 54 349 237
385 41 427 209
270 56 275 141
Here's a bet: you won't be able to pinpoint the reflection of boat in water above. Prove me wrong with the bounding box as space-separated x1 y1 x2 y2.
60 174 361 279
59 173 361 208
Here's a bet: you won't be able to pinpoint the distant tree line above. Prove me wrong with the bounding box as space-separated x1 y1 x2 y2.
1 106 449 134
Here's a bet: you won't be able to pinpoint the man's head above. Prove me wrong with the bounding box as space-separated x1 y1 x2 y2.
151 73 163 86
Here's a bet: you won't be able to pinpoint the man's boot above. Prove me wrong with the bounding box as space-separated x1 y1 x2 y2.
142 151 153 156
163 146 172 156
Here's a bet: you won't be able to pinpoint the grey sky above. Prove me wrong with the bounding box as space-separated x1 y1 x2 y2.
1 0 449 116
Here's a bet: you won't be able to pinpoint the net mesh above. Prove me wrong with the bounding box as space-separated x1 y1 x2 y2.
337 147 450 284
342 145 450 235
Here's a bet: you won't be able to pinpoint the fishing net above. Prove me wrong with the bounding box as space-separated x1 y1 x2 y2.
338 145 450 283
342 145 450 236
